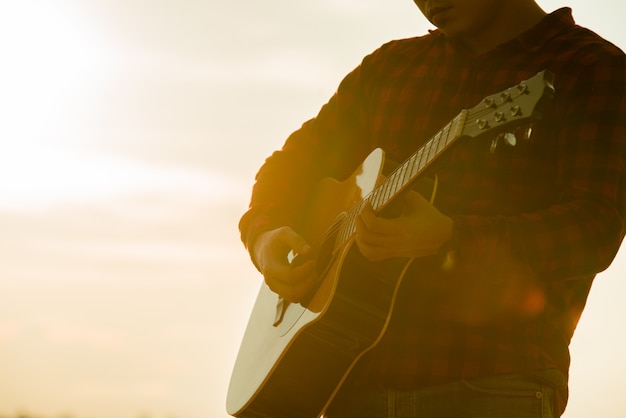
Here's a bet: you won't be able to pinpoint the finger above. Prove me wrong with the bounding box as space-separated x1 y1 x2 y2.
403 190 422 206
358 202 393 234
355 217 394 261
266 260 317 303
355 212 387 241
275 227 313 262
357 207 407 242
355 239 392 262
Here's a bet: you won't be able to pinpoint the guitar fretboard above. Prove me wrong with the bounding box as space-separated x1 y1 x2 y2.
334 110 468 250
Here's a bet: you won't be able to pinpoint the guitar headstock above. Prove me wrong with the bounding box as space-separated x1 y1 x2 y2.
461 70 554 148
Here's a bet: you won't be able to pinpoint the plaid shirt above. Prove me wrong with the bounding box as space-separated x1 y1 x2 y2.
239 8 626 413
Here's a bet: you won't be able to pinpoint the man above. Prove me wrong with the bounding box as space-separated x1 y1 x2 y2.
238 0 626 416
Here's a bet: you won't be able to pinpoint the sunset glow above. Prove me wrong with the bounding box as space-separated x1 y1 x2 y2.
1 1 625 418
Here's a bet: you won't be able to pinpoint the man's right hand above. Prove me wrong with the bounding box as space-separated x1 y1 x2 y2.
251 227 318 303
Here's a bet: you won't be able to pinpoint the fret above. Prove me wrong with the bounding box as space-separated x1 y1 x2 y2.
449 118 457 143
406 152 418 180
452 111 467 144
445 117 458 147
413 147 425 178
395 163 407 193
383 180 395 210
380 187 391 212
420 140 433 171
433 131 443 156
370 179 382 212
388 170 401 202
427 135 438 162
383 177 395 208
437 123 450 153
380 176 394 209
377 186 389 212
369 186 383 212
396 160 409 192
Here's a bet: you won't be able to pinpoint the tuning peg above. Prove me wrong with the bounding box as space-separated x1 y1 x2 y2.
517 83 529 94
523 125 533 141
484 97 496 108
510 105 522 117
503 132 517 147
490 135 500 153
477 119 490 130
490 132 518 153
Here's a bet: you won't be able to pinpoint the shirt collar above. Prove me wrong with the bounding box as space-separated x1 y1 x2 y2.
515 7 575 52
427 7 576 57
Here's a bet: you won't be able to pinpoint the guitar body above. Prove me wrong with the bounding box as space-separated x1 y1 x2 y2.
227 71 554 418
227 149 415 418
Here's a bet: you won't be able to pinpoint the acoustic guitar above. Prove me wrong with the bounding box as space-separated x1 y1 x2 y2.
227 70 554 418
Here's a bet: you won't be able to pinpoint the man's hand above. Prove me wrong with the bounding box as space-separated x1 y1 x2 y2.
355 190 453 262
252 227 317 303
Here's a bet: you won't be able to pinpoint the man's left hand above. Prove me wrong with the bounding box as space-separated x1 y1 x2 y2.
355 191 453 262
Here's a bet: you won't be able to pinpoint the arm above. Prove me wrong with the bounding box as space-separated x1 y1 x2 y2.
239 57 379 300
239 66 374 252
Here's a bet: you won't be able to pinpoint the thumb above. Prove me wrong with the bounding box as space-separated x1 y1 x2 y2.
283 228 312 257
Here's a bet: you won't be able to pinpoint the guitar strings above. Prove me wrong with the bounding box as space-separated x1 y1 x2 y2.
307 85 536 257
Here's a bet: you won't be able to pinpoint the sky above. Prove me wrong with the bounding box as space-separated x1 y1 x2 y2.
0 1 625 417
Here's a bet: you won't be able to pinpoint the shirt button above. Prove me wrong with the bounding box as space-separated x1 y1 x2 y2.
535 391 543 399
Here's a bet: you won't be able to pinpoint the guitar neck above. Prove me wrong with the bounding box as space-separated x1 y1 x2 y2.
334 110 468 250
327 70 554 254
